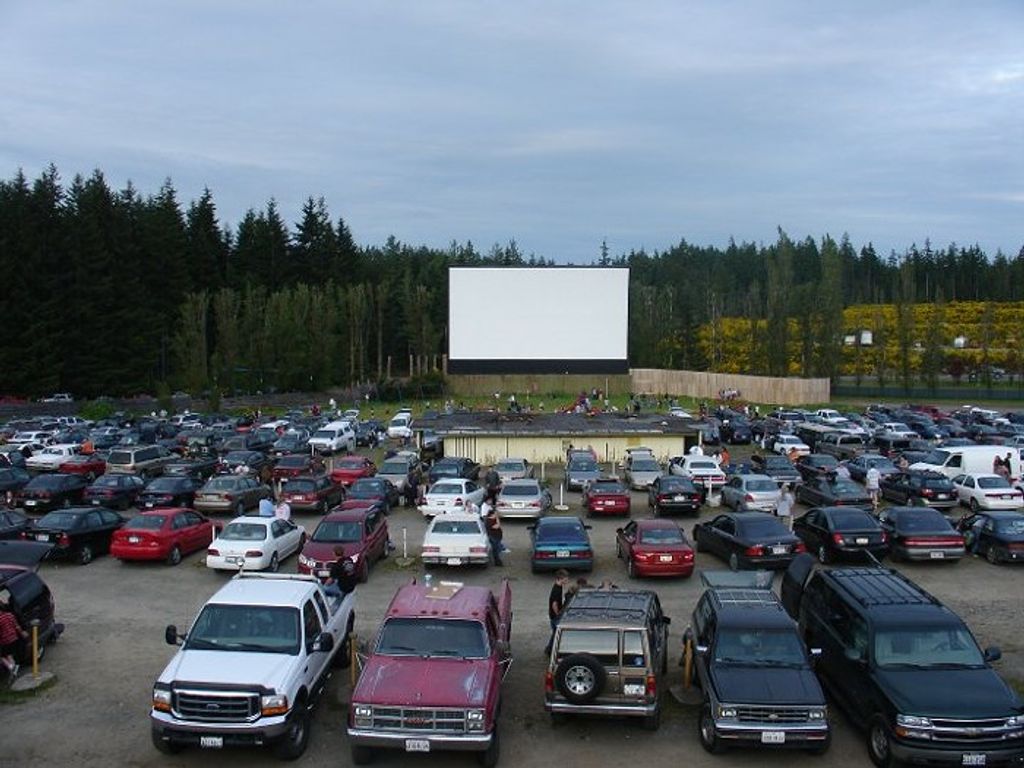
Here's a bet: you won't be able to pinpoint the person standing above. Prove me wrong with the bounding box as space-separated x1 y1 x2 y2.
866 465 881 513
274 498 291 521
484 507 504 567
545 570 569 655
776 484 795 529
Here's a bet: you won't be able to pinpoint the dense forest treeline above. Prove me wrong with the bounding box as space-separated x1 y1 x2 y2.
1 166 1023 397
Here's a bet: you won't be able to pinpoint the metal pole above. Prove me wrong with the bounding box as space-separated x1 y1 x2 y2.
31 620 40 679
402 527 408 559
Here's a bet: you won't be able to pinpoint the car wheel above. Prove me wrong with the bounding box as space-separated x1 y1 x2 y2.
699 703 727 754
728 552 740 572
151 727 184 755
334 619 355 669
62 497 71 509
554 653 606 704
970 498 980 513
78 545 93 566
350 744 374 765
868 716 894 768
476 724 500 768
235 501 245 517
986 546 1000 565
818 545 830 565
166 545 182 567
273 701 309 760
86 472 95 483
268 553 279 572
627 557 636 579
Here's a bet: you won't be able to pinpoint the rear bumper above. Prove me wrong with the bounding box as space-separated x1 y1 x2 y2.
422 554 490 566
532 557 592 572
632 561 695 577
111 543 168 561
545 699 656 718
347 727 492 752
896 545 965 561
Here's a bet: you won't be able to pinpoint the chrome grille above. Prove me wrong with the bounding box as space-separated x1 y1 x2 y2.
173 688 260 723
736 706 811 724
371 707 467 732
929 717 1022 743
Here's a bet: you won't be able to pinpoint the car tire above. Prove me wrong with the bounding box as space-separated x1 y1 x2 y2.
728 552 740 571
867 716 895 768
273 702 309 760
166 545 182 567
335 617 355 669
235 502 245 517
986 546 1000 565
351 744 374 765
151 727 184 755
476 724 500 768
818 545 830 565
970 498 980 513
554 653 606 704
699 703 727 754
268 553 279 572
642 706 661 732
78 545 93 566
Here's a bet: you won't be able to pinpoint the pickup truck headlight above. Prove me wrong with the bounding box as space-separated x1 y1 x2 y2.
354 705 373 727
716 705 737 719
152 685 172 713
1006 715 1023 727
895 714 934 740
467 709 485 731
808 707 827 721
261 694 289 717
896 715 932 728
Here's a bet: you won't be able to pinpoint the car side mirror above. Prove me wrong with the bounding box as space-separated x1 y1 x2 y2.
312 632 334 654
983 646 1001 662
165 625 182 646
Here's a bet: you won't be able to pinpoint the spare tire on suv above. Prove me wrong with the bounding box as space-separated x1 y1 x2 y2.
555 653 606 703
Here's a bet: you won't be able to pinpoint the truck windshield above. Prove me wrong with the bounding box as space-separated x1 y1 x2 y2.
714 629 807 667
874 627 985 669
376 617 488 658
186 604 300 655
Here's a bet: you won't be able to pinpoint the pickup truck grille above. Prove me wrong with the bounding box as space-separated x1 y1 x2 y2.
928 717 1023 743
172 689 260 723
370 707 467 732
736 705 811 724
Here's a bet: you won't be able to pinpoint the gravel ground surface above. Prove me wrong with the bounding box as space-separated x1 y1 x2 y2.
2 446 1022 768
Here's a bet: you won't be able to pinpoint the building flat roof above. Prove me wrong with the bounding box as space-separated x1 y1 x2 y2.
419 411 697 438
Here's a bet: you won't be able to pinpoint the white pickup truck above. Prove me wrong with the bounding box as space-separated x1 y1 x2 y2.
151 572 355 760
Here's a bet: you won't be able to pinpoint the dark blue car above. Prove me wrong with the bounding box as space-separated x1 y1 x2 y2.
529 516 593 573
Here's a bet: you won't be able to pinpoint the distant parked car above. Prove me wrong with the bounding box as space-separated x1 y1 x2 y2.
328 455 377 487
344 477 400 513
427 456 480 484
796 476 872 508
495 478 550 519
278 475 346 514
137 476 203 509
951 473 1024 512
647 475 704 516
420 512 491 568
110 509 217 565
194 475 272 516
792 506 889 564
419 478 485 517
57 453 107 481
25 507 125 564
298 504 389 582
879 470 957 510
956 510 1024 564
494 457 533 483
0 467 32 505
719 474 781 513
877 506 965 562
615 519 694 578
669 455 727 490
0 509 32 540
206 515 305 572
623 453 662 490
564 453 602 491
17 474 89 513
582 477 631 517
846 453 900 484
795 454 839 482
528 516 593 573
692 512 804 571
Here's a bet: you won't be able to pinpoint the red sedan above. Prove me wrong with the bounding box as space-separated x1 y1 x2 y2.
271 454 323 481
583 478 631 517
615 519 695 578
110 508 217 566
58 453 107 481
329 455 377 487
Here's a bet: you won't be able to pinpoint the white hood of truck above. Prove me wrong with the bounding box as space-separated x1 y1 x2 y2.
157 649 296 692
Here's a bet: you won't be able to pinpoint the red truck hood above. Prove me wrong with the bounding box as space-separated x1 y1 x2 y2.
354 655 491 708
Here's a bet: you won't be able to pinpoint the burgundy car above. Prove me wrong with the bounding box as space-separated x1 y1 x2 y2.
615 519 695 578
329 455 377 487
58 453 107 481
582 477 631 517
270 454 324 482
278 474 345 514
297 504 389 582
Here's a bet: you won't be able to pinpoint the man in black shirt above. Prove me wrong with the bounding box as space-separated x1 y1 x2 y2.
544 569 569 655
324 545 359 599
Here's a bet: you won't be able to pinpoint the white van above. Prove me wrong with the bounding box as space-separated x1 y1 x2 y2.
307 420 355 454
910 445 1021 483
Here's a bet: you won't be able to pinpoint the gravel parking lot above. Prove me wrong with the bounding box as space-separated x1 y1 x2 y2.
3 448 1023 768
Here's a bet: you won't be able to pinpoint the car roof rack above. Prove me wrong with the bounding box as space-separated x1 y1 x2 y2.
562 589 656 621
826 567 941 608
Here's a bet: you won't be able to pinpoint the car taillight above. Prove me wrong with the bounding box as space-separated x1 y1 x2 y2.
744 545 764 556
58 533 70 546
244 550 262 557
544 670 554 692
683 550 694 560
422 546 440 553
469 546 488 554
744 494 755 502
529 501 540 507
208 548 219 556
646 674 657 696
634 551 653 561
832 533 845 545
224 494 233 501
881 531 889 543
581 549 593 558
794 541 806 553
920 488 934 497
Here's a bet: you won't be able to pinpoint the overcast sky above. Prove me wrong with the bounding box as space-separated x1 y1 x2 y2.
2 1 1021 262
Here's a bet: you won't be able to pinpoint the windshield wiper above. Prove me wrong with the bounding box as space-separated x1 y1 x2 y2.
750 659 804 668
383 645 419 654
185 638 222 650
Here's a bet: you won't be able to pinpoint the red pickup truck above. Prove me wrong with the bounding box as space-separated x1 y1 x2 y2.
347 578 512 767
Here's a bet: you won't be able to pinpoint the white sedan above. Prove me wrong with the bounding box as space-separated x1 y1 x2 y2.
772 434 811 456
206 516 306 572
421 512 491 567
951 473 1024 512
418 478 486 517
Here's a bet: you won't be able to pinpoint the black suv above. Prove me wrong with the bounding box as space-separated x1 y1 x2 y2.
683 571 830 754
878 470 957 510
0 541 64 664
545 589 670 730
781 556 1024 767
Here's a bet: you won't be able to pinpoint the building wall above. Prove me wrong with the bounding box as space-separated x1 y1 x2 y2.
442 433 694 465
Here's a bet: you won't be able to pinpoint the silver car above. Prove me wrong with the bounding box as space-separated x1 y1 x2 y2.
565 455 601 491
719 473 782 513
496 479 551 519
624 455 662 490
377 454 418 494
495 457 534 483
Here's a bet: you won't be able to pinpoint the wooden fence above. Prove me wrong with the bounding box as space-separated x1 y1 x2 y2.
630 368 829 406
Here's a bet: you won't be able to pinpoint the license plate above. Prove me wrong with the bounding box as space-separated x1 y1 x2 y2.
225 556 242 564
930 551 945 559
145 502 154 508
405 739 430 753
771 546 787 555
91 499 101 505
761 731 786 744
623 683 645 696
25 500 37 506
446 557 462 566
1003 495 1013 500
937 494 948 500
128 536 140 544
556 549 570 558
962 755 986 766
200 736 223 749
673 495 686 501
35 534 48 542
513 502 524 509
855 537 869 545
317 570 330 578
660 554 674 562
